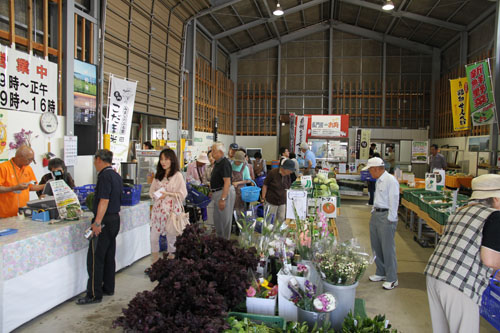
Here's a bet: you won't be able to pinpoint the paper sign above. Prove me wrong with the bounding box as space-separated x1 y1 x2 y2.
317 169 329 178
348 163 356 173
64 136 78 166
425 173 437 191
338 163 346 174
412 141 428 164
286 190 308 220
50 180 82 219
321 196 337 218
433 169 445 190
301 175 312 188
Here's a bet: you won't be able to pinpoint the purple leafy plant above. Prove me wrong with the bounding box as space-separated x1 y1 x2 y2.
9 128 38 150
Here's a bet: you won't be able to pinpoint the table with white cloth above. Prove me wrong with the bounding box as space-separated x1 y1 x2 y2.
0 201 151 333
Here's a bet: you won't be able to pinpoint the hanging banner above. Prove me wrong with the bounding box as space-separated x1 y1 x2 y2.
310 115 349 138
0 109 7 162
74 59 97 125
106 75 138 170
411 141 428 164
449 77 470 131
0 45 58 113
465 60 496 126
294 115 310 155
360 129 371 160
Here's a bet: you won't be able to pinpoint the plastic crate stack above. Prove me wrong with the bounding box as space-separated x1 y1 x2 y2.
74 184 96 209
121 184 142 206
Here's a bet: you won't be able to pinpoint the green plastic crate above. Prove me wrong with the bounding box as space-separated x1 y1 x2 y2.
227 312 286 330
403 189 428 202
411 190 441 205
429 203 451 225
418 195 444 211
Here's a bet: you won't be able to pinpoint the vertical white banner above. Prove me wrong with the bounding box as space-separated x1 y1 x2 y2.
294 115 310 155
106 75 137 170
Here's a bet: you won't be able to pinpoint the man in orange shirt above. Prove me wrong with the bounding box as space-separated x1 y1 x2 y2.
0 145 45 218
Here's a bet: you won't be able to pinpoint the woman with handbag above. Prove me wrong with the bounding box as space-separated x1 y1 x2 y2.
149 148 188 261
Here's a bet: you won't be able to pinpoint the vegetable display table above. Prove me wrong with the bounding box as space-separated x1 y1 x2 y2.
0 201 151 333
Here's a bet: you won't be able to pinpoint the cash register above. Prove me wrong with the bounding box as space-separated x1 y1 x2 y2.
20 196 59 219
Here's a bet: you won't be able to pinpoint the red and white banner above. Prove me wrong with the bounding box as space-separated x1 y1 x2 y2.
0 45 58 113
293 114 349 154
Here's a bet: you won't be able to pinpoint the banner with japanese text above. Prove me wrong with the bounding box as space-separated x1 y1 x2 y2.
449 78 470 131
310 115 349 138
0 45 58 113
293 115 310 155
465 60 496 126
106 75 137 170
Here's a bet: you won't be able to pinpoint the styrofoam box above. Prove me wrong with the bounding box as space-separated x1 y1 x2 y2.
246 296 276 316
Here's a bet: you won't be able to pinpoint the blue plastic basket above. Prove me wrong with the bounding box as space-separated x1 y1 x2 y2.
121 184 142 206
255 175 266 188
186 185 211 208
74 184 96 208
360 170 375 181
480 269 500 331
241 180 261 203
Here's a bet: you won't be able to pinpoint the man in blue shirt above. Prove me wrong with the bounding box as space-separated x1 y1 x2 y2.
300 142 316 175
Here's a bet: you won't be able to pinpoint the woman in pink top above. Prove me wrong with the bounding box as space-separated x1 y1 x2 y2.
149 149 187 261
186 153 209 183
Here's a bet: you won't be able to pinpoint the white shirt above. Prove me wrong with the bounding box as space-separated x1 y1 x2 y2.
372 171 400 222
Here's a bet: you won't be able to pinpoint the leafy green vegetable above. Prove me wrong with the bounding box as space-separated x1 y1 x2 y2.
341 313 398 333
85 192 94 211
225 317 278 333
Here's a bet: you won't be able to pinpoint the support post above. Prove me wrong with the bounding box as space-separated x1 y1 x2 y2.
430 48 440 139
230 55 238 140
328 25 333 114
63 0 75 137
491 1 500 170
276 45 282 156
184 19 196 141
381 42 387 126
459 31 468 67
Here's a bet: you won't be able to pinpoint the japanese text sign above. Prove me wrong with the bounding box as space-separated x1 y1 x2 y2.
465 60 496 126
310 115 349 138
105 75 138 170
449 77 470 131
0 45 58 113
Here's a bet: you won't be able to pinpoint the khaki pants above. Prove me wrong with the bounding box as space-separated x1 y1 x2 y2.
265 202 286 223
426 275 479 333
212 186 235 240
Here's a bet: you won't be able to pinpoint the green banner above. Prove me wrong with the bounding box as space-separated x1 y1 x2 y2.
465 60 496 126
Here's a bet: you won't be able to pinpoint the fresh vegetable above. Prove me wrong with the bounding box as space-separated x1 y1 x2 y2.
224 317 277 333
341 313 398 333
85 192 94 211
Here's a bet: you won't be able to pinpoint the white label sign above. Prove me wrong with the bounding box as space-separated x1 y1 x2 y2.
286 190 308 220
321 196 337 218
64 136 78 166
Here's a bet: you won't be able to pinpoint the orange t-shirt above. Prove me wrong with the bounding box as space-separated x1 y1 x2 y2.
0 159 37 218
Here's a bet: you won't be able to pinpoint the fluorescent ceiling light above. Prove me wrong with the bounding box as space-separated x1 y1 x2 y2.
273 2 284 16
382 0 395 10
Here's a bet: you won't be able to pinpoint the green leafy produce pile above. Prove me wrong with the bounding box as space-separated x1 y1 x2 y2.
85 192 94 211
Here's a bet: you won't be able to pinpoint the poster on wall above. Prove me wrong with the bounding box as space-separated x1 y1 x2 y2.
449 78 470 131
0 109 7 162
411 141 429 164
105 75 138 170
310 115 349 138
64 136 78 166
74 59 97 125
0 45 58 113
465 60 496 126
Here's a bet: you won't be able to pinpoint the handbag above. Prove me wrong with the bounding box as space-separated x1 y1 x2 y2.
480 269 500 331
165 195 190 236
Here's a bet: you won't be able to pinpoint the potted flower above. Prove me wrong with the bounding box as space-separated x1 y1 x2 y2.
245 276 278 316
315 240 371 331
287 277 336 330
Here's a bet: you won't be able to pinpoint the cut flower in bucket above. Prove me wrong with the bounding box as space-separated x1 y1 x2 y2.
246 275 278 299
287 277 336 313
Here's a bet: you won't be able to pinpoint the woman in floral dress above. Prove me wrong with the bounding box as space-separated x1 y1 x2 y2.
149 148 187 260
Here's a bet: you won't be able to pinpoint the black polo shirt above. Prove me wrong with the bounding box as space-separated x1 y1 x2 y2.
93 166 123 216
210 157 232 190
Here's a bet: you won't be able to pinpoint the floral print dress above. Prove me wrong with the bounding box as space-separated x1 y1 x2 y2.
149 171 188 235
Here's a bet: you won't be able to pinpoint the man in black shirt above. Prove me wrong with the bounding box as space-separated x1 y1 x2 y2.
261 159 294 223
210 142 235 239
77 149 123 305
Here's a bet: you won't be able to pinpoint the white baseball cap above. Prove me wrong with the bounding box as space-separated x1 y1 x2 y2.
362 157 385 171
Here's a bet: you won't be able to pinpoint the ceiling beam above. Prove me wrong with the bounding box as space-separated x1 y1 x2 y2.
194 0 244 18
340 0 466 31
233 21 330 58
331 20 434 55
214 0 329 39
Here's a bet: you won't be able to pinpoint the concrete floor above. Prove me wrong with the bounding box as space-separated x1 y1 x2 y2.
15 200 497 332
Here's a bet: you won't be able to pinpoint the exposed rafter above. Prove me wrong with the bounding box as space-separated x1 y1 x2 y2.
194 0 245 18
233 18 435 59
340 0 466 31
214 0 329 39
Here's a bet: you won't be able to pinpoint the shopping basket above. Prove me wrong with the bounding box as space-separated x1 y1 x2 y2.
186 183 211 209
241 180 261 203
255 175 266 188
480 269 500 331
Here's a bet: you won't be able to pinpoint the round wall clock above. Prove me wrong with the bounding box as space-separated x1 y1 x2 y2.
40 112 58 134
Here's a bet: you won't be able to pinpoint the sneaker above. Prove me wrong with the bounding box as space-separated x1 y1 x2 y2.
369 275 386 282
382 280 399 290
365 203 371 206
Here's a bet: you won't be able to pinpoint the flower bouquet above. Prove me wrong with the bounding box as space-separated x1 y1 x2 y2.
245 276 278 316
287 277 336 329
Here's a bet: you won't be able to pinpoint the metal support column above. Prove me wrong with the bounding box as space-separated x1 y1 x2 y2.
230 55 238 140
430 48 440 139
212 39 217 69
328 25 333 114
63 0 75 137
185 19 196 141
381 42 387 126
491 1 500 167
276 45 282 156
459 31 468 67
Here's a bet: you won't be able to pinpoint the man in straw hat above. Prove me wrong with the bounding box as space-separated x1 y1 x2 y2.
362 157 400 290
425 174 500 333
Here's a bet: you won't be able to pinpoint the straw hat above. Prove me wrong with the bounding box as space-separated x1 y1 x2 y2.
233 151 246 163
470 174 500 200
197 153 209 164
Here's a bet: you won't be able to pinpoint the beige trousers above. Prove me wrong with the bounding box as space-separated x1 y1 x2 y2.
264 202 286 223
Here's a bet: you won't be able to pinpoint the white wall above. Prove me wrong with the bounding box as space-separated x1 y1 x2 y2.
73 155 95 186
432 136 496 176
236 136 278 161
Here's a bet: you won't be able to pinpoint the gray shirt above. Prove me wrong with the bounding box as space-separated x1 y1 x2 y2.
429 153 447 171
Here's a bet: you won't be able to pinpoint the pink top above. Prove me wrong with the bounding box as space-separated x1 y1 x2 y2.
186 161 206 183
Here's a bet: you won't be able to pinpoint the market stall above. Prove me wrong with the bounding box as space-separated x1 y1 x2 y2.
0 201 151 333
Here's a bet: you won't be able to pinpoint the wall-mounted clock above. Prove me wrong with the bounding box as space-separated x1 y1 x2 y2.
40 112 58 134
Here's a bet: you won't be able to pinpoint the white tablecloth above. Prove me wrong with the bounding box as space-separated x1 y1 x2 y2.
0 201 151 333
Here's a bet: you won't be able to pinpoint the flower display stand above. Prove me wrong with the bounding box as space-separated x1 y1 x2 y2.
323 281 359 331
246 296 276 316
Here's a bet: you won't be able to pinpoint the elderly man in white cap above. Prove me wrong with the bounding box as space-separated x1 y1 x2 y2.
425 174 500 333
299 142 316 175
363 156 400 290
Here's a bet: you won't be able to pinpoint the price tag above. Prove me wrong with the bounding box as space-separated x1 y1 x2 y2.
321 196 337 218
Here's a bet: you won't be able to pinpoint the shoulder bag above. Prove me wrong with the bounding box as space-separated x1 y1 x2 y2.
165 194 190 237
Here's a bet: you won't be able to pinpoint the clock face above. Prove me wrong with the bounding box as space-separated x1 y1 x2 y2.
40 112 58 134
